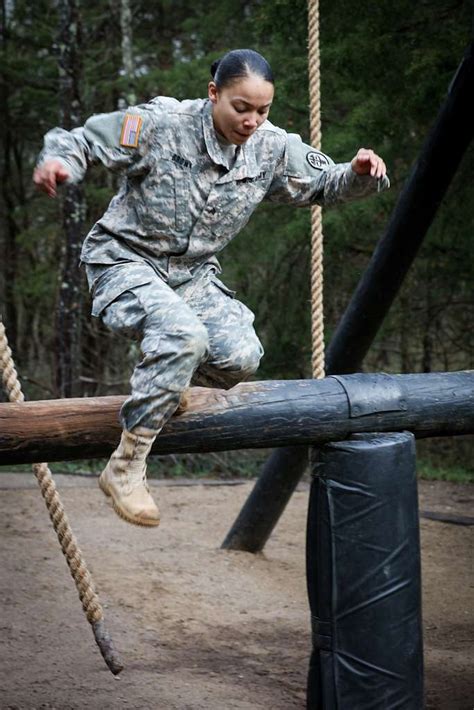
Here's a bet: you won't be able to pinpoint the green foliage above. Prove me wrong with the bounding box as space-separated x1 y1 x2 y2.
8 453 472 484
417 461 474 484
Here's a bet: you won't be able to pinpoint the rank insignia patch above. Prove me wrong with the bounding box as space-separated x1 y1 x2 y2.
120 113 143 148
306 151 330 170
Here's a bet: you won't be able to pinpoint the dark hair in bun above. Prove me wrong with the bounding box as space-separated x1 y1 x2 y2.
210 49 274 89
210 59 221 78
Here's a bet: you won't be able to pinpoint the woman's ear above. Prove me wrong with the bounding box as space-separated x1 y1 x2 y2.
208 81 218 104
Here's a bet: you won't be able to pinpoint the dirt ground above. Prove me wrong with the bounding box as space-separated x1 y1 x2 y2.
0 473 472 710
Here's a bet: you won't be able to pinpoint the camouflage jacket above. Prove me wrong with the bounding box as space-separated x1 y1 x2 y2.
38 97 390 286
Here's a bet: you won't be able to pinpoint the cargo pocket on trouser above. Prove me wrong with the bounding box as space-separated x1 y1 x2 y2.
100 290 149 341
88 263 155 316
87 264 155 344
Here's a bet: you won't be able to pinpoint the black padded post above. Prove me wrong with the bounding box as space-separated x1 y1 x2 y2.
306 432 423 709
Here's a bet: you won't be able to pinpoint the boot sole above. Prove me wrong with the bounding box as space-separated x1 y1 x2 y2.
99 475 160 528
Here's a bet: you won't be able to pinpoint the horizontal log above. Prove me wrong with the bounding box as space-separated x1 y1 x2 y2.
0 371 473 465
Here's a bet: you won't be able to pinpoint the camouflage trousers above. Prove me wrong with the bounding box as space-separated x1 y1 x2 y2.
85 261 264 432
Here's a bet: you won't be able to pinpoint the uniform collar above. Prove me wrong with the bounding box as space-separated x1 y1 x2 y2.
202 100 259 178
202 100 233 169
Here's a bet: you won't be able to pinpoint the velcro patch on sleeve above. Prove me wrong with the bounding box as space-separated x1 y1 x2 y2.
306 151 330 170
120 113 143 148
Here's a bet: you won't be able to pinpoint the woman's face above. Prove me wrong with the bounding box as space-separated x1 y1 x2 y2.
209 74 274 145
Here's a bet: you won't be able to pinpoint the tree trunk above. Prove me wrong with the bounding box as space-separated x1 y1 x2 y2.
0 0 18 353
119 0 136 108
55 0 85 397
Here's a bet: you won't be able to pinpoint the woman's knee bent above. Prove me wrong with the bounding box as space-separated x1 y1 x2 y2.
194 338 263 388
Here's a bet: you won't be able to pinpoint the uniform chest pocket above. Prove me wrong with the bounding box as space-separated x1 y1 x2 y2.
140 154 191 234
210 179 268 237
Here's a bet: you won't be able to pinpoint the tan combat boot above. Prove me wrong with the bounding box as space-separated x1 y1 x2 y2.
99 428 160 527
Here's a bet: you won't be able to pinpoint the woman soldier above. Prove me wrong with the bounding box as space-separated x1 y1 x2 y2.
34 49 388 527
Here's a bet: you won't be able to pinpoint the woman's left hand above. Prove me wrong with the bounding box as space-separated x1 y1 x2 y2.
351 148 386 178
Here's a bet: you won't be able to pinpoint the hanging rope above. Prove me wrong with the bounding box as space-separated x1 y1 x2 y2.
0 317 123 675
307 0 325 379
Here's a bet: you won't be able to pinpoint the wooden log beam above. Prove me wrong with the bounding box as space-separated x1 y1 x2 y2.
0 371 473 466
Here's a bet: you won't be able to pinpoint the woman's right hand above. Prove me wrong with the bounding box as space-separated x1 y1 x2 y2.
33 159 71 198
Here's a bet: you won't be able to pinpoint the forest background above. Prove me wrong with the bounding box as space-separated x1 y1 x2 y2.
0 0 472 476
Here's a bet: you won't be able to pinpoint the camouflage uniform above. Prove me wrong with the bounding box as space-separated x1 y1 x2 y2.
38 97 389 432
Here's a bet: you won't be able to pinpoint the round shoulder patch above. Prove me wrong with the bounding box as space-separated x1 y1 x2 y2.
306 151 330 170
